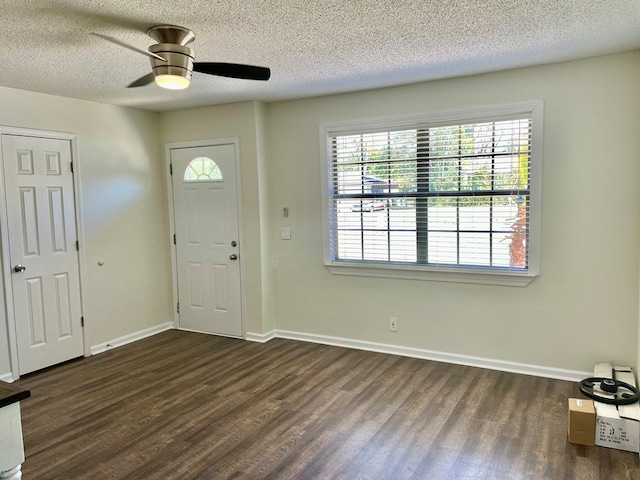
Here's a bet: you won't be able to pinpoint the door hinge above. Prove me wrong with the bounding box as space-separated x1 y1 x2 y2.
169 163 173 175
177 302 180 314
75 240 79 251
70 161 74 173
81 316 84 327
173 234 176 245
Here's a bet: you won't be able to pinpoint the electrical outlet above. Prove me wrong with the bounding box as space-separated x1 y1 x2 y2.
389 317 398 332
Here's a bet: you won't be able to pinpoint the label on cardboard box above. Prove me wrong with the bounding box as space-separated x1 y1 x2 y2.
596 416 640 452
592 362 640 453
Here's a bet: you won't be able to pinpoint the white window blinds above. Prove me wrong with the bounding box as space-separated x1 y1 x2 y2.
327 114 533 272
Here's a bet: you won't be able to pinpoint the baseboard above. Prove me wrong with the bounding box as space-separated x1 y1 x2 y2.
272 329 590 382
245 330 277 343
0 372 15 383
89 323 589 381
90 322 175 355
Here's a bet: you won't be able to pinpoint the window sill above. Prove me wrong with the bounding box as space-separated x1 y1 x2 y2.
325 263 537 287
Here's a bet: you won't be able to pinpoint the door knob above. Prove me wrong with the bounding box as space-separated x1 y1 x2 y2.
14 265 26 273
229 254 238 261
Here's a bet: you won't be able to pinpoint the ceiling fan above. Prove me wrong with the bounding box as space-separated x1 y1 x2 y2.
94 24 271 90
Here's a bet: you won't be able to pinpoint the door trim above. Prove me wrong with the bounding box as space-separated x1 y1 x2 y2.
0 126 89 380
164 138 246 338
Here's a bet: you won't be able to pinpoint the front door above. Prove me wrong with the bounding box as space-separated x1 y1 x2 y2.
1 134 84 375
171 143 242 337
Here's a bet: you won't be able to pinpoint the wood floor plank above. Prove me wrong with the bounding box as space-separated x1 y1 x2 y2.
13 329 640 479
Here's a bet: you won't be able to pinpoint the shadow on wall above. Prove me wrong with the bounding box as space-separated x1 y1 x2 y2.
78 110 159 237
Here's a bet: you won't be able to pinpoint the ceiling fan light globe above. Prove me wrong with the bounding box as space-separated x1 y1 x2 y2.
155 75 190 90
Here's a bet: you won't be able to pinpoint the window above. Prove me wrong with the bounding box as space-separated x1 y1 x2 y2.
184 156 223 181
321 102 542 286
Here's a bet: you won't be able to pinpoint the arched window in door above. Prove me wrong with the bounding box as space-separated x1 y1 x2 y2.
184 156 223 181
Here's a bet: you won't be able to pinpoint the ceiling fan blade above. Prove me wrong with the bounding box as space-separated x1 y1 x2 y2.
193 63 271 81
90 33 166 61
127 73 155 88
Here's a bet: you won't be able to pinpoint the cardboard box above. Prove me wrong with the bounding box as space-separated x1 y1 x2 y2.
568 398 595 445
592 363 640 453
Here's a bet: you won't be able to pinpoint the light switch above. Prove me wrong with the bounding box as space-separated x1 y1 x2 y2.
280 227 291 240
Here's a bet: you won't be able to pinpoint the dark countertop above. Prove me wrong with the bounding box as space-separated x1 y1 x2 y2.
0 381 30 409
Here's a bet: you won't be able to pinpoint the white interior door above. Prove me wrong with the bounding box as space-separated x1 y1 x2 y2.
171 143 242 337
1 134 84 375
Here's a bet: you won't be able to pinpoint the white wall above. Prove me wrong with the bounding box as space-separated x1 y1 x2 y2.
265 51 640 372
254 102 276 334
0 87 172 377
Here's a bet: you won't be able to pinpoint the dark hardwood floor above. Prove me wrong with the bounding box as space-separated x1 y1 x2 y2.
14 330 640 479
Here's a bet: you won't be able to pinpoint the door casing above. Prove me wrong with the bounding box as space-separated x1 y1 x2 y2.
165 138 246 338
0 126 89 381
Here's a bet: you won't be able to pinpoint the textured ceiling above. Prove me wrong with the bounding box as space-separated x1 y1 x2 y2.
1 0 639 112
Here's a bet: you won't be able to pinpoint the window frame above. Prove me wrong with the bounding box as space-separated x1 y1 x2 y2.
319 101 543 287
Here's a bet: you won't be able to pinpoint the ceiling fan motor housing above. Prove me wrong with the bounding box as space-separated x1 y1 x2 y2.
148 25 195 46
149 44 194 81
